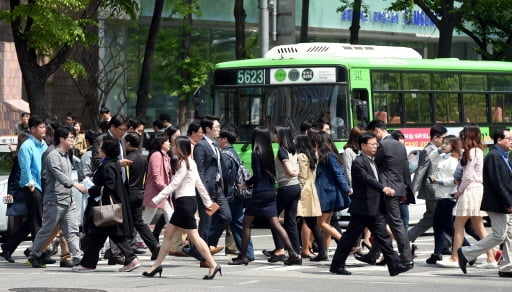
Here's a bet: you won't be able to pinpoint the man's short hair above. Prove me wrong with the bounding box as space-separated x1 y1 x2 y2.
159 113 171 123
219 129 236 144
28 115 45 129
366 119 387 131
430 125 448 139
200 116 219 133
100 106 110 114
124 131 141 147
85 129 100 145
152 119 164 130
54 126 74 146
21 112 30 118
493 128 510 144
357 132 377 149
187 121 201 136
109 114 128 128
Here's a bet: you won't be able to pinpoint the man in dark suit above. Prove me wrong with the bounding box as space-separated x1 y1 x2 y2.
330 132 412 276
185 117 232 266
356 120 413 266
458 128 512 277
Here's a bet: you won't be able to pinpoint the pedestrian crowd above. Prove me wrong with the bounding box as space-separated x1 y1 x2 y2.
1 109 511 279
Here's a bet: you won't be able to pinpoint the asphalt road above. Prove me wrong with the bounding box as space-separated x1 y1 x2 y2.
0 229 509 292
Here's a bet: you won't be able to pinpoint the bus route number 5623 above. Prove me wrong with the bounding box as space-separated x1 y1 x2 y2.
237 69 264 85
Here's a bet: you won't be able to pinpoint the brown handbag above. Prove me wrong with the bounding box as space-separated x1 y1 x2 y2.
92 186 123 227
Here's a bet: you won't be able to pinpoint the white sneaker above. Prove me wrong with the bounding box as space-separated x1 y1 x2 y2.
475 261 498 269
72 265 95 272
436 259 459 268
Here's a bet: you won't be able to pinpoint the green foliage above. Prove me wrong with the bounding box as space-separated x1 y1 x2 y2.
336 0 369 14
62 60 87 79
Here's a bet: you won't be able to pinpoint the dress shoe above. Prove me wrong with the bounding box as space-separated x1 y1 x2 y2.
203 264 222 280
284 254 302 266
389 262 413 276
229 256 249 265
28 256 45 268
119 258 140 272
498 271 512 277
142 265 163 278
310 253 328 262
354 253 376 265
41 252 56 265
169 250 188 257
133 248 146 254
267 254 285 263
457 248 468 274
107 256 125 265
426 253 442 264
210 246 224 255
262 249 276 257
60 260 74 268
150 246 160 261
0 250 15 263
200 260 211 268
330 266 352 275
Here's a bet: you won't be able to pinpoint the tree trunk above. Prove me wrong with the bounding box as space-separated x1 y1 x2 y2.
437 21 454 58
299 0 309 43
22 70 47 117
179 0 193 127
135 0 165 119
349 0 362 44
234 0 246 59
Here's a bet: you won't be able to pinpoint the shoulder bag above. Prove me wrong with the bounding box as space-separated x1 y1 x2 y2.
92 186 123 227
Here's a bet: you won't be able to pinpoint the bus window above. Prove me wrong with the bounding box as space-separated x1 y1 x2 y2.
434 93 459 123
433 73 459 91
462 74 487 91
403 73 430 90
463 93 486 123
404 93 430 123
490 94 512 123
373 92 400 124
371 72 400 90
351 89 369 128
489 75 512 91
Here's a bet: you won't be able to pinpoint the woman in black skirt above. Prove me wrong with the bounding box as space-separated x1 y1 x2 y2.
142 136 221 280
230 127 300 265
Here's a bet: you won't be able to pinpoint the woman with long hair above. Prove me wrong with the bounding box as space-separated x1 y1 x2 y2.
143 136 220 279
142 133 173 226
229 127 300 265
437 125 496 268
313 131 351 251
264 126 302 263
295 134 327 261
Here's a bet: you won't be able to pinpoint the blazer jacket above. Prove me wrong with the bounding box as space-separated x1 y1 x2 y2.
375 135 414 203
481 145 512 213
349 155 387 216
411 142 437 200
194 137 222 197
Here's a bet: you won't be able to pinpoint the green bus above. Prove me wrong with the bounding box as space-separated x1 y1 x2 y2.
211 42 512 159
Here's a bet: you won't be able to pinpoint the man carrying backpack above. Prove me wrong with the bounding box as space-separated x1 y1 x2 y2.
218 128 255 261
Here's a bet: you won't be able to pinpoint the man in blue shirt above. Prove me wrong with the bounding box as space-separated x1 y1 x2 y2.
1 115 48 263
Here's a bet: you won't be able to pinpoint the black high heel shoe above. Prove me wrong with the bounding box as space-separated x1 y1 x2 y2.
284 253 302 266
203 264 222 280
142 266 163 278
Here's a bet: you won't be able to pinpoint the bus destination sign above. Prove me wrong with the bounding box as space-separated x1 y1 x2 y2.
270 67 336 84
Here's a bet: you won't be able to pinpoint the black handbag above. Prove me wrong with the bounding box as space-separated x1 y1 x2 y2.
91 186 123 227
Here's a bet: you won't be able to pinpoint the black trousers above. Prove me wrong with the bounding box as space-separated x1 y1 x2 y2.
366 196 412 262
110 190 159 255
330 213 402 271
80 233 135 269
2 188 42 253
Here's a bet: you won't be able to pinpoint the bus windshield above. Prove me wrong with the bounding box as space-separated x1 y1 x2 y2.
215 84 349 142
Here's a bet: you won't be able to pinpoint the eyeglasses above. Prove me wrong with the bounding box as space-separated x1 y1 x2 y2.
67 135 75 139
365 143 378 146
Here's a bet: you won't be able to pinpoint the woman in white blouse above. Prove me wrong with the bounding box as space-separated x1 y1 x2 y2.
142 136 221 280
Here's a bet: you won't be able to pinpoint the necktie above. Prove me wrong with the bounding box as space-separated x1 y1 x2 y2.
212 141 223 182
368 156 379 180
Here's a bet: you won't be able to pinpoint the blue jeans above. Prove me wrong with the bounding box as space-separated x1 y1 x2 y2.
272 184 301 254
229 200 254 258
